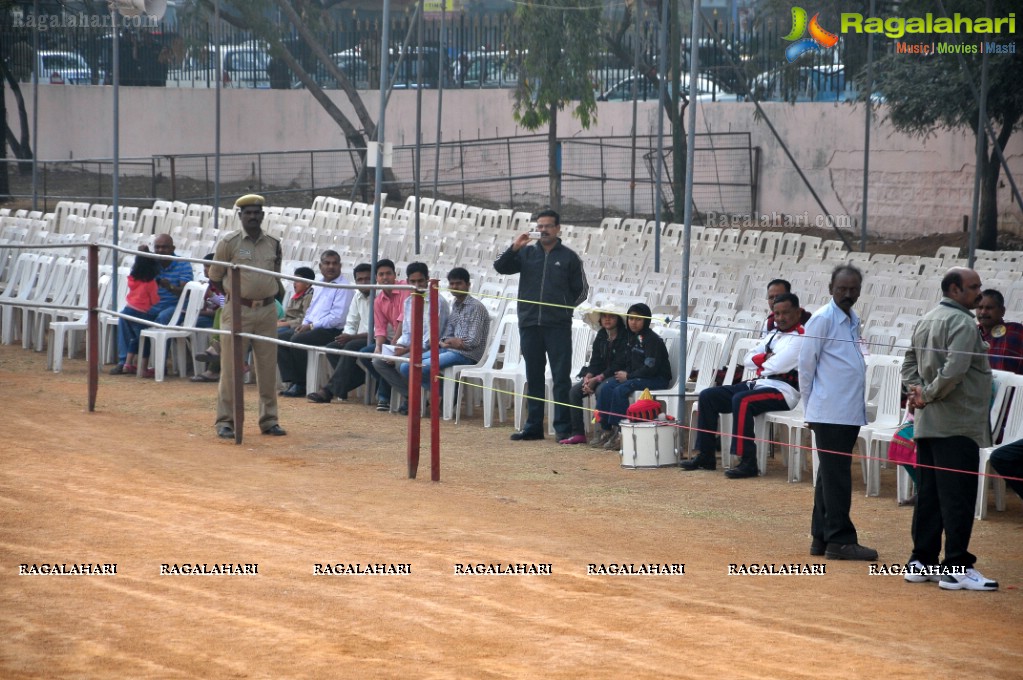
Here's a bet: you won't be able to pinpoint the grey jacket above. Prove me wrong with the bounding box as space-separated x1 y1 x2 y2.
902 298 992 446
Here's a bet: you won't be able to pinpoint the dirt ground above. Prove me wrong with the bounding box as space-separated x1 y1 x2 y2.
2 344 1022 679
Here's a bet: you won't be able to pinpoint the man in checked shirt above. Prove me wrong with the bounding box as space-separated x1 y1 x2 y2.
400 267 491 392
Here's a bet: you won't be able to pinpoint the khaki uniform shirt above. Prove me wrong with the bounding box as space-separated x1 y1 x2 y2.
208 229 281 300
902 297 992 446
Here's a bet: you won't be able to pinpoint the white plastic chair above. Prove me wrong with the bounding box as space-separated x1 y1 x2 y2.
138 281 208 381
455 314 522 427
977 372 1023 519
856 354 906 497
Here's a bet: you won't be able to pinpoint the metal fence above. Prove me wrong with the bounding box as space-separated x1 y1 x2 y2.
1 132 755 222
3 10 868 98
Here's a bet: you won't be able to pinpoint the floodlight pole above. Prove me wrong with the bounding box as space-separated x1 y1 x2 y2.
31 0 39 211
860 0 875 253
111 5 121 321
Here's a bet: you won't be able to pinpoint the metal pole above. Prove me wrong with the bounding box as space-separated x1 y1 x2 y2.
110 8 120 339
653 0 668 273
31 0 39 211
629 0 642 217
414 0 424 254
433 4 446 198
369 0 394 347
214 0 222 226
860 0 875 253
677 0 700 423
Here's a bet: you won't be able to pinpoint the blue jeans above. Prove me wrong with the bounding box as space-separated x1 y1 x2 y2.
117 306 154 364
596 377 670 430
520 325 573 438
399 349 474 392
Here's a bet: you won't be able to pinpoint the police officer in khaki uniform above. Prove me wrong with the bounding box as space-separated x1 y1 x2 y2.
208 194 286 438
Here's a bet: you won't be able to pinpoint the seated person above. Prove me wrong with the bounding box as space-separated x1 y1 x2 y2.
990 438 1023 503
190 254 227 382
278 266 317 338
111 247 160 375
398 267 489 396
371 262 450 414
977 289 1023 374
307 263 373 403
358 259 410 411
682 292 805 478
593 303 672 451
560 305 627 446
278 250 354 397
763 278 812 335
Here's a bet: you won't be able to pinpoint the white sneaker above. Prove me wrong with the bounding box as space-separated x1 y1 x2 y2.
939 567 999 591
904 560 940 583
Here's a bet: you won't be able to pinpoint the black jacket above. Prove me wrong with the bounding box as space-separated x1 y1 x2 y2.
579 328 629 379
623 327 672 382
494 239 588 328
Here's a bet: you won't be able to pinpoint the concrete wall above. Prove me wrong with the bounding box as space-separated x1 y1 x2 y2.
7 84 1022 238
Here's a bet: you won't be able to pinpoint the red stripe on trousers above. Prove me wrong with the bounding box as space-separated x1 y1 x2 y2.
736 390 787 458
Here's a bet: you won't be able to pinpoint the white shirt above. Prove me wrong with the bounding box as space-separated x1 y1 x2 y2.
743 326 803 408
798 299 868 426
304 276 354 330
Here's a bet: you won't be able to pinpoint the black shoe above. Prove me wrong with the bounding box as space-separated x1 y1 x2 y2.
280 384 306 398
307 389 333 403
397 400 409 415
262 424 287 436
216 425 235 439
825 543 878 561
810 538 826 556
510 430 544 441
725 456 758 479
680 453 716 471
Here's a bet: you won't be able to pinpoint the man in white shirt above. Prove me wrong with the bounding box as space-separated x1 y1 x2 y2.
799 265 877 562
306 263 372 403
682 293 804 478
278 250 354 397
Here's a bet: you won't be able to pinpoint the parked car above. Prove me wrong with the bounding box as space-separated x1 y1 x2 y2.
598 73 738 103
748 64 852 103
34 50 99 85
167 42 270 89
460 51 519 89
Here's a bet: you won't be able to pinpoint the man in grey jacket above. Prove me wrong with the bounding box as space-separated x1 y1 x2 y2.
902 267 996 591
494 209 588 441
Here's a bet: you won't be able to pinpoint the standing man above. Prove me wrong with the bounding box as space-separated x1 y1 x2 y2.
902 267 997 591
976 289 1023 374
208 194 285 439
278 250 354 397
799 265 878 561
494 209 588 441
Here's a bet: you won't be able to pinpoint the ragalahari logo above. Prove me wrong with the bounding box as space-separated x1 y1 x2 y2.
783 7 840 62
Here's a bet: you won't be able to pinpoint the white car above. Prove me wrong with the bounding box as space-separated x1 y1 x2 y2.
35 51 98 85
598 73 738 103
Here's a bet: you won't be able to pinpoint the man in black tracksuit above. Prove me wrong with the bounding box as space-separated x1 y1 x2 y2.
494 209 589 441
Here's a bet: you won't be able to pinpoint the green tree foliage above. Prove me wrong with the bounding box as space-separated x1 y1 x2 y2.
871 0 1022 249
511 0 602 209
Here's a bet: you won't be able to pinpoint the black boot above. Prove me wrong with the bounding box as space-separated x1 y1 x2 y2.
725 453 758 478
680 451 716 471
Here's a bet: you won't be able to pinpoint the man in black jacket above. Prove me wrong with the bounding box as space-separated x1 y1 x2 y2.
494 209 589 441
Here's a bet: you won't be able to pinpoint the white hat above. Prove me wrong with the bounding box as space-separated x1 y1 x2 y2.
582 304 628 331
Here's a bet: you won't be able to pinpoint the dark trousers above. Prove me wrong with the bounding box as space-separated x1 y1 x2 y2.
324 338 370 398
911 436 980 568
277 327 339 386
810 423 860 546
520 324 573 438
990 438 1023 501
694 382 790 458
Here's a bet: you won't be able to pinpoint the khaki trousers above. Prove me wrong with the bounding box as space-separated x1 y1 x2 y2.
216 303 279 432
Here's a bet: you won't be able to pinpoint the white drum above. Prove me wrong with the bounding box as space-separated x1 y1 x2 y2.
619 421 679 469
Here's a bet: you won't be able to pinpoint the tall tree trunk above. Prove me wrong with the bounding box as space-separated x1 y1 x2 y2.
548 101 560 210
0 69 8 201
979 121 1014 251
